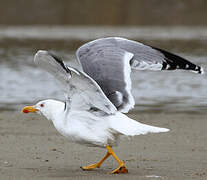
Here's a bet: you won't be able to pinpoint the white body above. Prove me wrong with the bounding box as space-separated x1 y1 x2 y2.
38 100 169 147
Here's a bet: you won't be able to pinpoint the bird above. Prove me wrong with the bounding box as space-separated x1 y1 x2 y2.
22 37 203 174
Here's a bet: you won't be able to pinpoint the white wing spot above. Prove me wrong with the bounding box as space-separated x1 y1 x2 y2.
131 60 162 71
166 64 170 69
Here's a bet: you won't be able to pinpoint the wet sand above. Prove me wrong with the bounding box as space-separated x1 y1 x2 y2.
0 110 206 180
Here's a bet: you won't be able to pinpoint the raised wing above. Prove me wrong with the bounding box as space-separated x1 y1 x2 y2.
76 37 203 113
34 50 117 115
77 42 135 113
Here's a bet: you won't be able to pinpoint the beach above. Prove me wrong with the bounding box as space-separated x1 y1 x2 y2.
0 110 206 180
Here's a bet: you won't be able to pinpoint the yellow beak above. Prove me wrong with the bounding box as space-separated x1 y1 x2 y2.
22 105 39 113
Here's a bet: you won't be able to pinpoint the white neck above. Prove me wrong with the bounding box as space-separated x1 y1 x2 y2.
45 100 69 134
41 100 65 121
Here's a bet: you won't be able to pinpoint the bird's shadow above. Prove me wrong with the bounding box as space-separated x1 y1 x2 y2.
44 166 148 179
46 166 113 178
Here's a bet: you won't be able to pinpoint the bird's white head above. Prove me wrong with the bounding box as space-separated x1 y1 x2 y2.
22 99 65 121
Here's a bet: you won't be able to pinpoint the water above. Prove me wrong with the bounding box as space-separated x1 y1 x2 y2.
0 26 207 41
0 26 207 112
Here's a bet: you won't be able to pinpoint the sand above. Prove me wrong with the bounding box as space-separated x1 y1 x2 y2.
0 110 206 180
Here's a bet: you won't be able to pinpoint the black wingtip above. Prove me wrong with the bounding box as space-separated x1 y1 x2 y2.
153 47 203 74
196 66 204 74
48 52 71 74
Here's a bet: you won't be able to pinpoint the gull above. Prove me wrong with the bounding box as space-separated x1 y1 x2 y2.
22 37 203 174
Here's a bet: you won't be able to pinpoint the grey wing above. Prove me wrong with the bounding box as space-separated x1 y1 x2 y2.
113 37 203 73
34 50 117 115
76 37 203 113
76 42 135 113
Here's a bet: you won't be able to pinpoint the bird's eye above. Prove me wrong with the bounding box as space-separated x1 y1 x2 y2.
40 104 44 107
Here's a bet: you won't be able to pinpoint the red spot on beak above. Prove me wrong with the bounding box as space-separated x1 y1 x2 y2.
23 109 29 113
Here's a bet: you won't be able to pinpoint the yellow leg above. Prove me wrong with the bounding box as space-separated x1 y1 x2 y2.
106 145 128 174
81 145 128 174
81 151 111 170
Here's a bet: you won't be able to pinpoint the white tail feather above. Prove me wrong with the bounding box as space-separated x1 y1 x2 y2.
110 112 169 136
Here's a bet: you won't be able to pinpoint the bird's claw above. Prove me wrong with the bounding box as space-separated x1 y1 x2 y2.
80 163 100 171
111 164 128 174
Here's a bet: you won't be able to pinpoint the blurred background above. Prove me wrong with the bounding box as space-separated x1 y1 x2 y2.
0 0 207 112
1 0 207 26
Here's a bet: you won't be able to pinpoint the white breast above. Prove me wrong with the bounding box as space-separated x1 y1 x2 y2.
52 110 116 147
